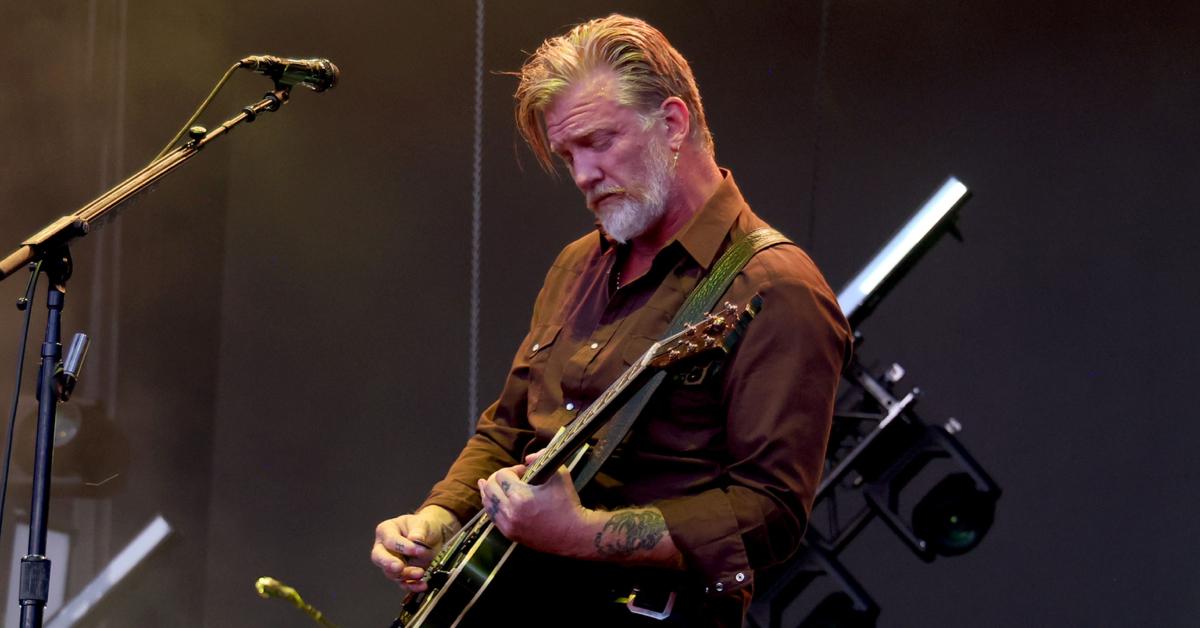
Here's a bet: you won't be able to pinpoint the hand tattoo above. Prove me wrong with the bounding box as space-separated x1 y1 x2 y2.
594 510 667 557
500 480 511 494
487 494 500 517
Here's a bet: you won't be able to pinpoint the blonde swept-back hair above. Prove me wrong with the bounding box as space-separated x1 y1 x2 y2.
514 14 714 172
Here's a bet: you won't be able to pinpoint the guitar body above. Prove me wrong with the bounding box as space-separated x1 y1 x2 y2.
393 528 697 628
391 520 517 627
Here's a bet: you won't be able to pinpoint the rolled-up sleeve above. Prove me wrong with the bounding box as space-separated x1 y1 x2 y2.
420 360 534 523
420 250 582 524
656 265 852 593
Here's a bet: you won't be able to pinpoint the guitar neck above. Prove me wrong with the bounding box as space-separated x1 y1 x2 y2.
522 358 651 485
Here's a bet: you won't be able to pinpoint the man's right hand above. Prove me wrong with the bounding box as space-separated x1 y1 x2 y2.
372 505 461 592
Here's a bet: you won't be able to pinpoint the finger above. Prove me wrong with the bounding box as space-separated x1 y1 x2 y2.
478 477 511 518
405 546 435 568
376 518 425 557
400 565 425 581
480 477 510 510
524 448 547 464
493 468 527 496
371 539 403 564
375 517 402 544
406 516 431 547
371 542 407 579
401 579 428 593
389 536 433 563
379 518 427 552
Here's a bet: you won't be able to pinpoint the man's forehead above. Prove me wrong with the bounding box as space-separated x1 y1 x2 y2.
544 72 626 143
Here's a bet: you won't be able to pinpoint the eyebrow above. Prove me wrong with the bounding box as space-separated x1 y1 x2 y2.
550 128 614 153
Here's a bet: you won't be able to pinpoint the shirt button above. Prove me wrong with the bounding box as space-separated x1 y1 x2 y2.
714 582 724 592
565 402 575 411
735 572 745 582
590 342 600 350
531 343 541 352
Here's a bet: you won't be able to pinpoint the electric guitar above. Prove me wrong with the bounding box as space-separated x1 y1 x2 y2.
390 295 763 627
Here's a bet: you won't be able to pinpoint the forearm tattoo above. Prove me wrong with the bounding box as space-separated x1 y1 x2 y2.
594 509 667 557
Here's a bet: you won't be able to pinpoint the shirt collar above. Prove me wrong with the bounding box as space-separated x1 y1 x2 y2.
672 169 745 270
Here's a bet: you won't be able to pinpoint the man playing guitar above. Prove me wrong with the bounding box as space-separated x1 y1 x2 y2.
371 14 851 627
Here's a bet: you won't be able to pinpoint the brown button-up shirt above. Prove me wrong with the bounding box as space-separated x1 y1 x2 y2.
422 171 851 607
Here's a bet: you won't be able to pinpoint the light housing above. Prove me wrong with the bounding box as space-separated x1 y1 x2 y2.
837 177 971 328
911 472 997 556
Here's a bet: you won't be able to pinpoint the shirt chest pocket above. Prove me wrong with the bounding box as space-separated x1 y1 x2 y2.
522 323 562 418
620 332 728 447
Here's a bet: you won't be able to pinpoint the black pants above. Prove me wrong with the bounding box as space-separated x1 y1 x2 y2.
461 550 740 628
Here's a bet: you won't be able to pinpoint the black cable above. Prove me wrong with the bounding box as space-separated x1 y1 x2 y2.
0 262 44 543
151 61 243 163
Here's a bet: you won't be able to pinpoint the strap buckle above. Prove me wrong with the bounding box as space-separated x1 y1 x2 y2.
625 587 676 620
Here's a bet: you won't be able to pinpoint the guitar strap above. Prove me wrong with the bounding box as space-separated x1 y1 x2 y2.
572 227 794 490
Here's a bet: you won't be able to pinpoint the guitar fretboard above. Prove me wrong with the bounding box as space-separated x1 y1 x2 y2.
522 353 652 484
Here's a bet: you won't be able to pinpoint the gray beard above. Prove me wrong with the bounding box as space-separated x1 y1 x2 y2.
597 142 673 244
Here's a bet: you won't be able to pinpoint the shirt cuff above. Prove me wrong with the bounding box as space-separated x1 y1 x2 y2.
420 480 482 525
655 488 754 595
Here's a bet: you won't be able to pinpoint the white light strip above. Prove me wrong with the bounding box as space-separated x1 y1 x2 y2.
45 515 172 628
837 177 969 319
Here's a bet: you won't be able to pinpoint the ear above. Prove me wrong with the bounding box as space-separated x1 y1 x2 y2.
658 96 691 151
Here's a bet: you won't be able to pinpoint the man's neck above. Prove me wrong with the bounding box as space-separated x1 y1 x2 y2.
626 149 723 261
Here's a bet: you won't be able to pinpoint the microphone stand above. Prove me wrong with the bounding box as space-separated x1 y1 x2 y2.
3 86 292 628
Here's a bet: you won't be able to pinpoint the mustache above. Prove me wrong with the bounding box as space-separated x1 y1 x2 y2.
587 186 628 209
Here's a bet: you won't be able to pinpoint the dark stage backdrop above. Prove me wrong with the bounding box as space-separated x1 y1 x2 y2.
0 1 1197 626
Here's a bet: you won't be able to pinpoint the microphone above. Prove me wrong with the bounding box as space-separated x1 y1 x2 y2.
239 55 340 92
59 332 91 401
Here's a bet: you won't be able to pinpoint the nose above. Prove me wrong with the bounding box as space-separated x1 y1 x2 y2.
570 154 602 193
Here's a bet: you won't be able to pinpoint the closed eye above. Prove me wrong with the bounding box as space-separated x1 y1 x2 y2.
585 131 616 150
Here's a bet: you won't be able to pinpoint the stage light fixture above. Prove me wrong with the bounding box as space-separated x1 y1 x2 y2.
911 472 996 557
837 177 970 328
750 176 997 626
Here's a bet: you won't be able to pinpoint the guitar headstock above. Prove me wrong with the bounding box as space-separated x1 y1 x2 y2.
647 293 763 369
